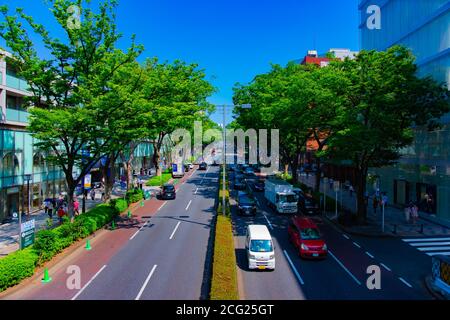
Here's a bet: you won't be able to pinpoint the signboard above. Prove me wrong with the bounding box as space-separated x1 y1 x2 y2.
172 163 178 172
84 174 92 189
7 187 19 195
333 181 340 192
20 219 35 249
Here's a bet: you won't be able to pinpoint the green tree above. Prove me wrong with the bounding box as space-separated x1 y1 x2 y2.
324 46 449 223
0 0 143 217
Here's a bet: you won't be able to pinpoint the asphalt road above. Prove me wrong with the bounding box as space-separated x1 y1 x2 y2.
73 166 219 300
231 172 432 300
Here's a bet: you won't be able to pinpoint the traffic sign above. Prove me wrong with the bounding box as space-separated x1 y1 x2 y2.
333 181 340 192
20 219 35 249
84 174 92 189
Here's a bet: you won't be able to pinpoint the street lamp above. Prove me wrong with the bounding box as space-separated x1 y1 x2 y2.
216 104 251 216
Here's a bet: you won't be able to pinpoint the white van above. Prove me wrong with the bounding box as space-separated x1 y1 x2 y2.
246 225 275 270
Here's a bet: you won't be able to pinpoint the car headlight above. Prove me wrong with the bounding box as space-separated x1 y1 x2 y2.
322 244 328 251
301 243 309 251
249 254 256 259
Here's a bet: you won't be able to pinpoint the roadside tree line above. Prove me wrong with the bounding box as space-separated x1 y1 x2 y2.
232 46 449 223
0 0 216 218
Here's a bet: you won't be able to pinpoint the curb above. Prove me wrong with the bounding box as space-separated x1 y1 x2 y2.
323 215 398 238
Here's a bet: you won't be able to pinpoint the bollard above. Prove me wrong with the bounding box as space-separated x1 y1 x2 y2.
41 268 52 283
127 210 131 218
85 239 92 251
111 220 116 230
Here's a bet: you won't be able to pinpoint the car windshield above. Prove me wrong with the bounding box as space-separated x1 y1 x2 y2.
250 240 273 252
300 228 321 240
239 197 254 205
305 199 315 206
164 186 174 191
280 194 297 203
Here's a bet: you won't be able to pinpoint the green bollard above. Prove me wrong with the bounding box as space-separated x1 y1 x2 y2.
41 268 52 283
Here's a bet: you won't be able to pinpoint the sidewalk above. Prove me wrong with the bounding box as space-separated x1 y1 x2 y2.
0 174 156 257
298 174 450 237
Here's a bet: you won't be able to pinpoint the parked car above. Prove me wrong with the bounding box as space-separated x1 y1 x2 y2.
253 180 265 192
234 180 247 191
288 216 327 259
160 184 176 200
237 193 257 216
199 162 207 170
298 193 319 216
246 225 275 270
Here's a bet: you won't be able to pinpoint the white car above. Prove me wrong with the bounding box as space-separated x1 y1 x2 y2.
246 225 275 270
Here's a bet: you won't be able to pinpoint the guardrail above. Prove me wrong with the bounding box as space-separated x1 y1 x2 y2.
431 255 450 299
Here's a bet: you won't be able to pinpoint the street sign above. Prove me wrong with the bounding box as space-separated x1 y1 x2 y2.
20 219 35 249
84 174 92 189
333 181 340 192
12 212 18 219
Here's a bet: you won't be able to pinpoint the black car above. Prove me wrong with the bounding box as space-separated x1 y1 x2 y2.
253 180 265 192
160 184 176 200
234 180 247 190
298 194 319 216
199 162 207 170
244 167 255 176
237 194 257 216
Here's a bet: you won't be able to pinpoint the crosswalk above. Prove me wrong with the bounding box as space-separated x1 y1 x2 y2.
402 237 450 256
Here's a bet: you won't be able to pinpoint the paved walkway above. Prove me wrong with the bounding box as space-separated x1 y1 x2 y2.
298 174 450 237
0 174 158 257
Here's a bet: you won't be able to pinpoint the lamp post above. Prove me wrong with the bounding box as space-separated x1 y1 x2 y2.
216 104 251 216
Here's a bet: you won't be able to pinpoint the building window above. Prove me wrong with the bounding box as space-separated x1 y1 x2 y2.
2 152 20 177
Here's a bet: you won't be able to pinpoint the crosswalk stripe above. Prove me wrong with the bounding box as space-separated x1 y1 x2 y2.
409 242 450 247
417 246 450 251
426 252 450 256
402 237 450 242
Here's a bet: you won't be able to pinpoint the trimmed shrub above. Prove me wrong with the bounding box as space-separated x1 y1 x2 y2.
33 230 58 264
0 247 38 292
110 198 128 214
125 188 144 204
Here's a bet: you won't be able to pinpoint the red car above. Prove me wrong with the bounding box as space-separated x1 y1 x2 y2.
288 216 327 259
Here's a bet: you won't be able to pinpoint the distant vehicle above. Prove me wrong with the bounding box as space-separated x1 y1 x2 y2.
212 160 219 166
186 163 194 170
199 162 207 170
184 164 190 172
253 180 265 192
172 162 185 178
160 184 176 200
298 193 320 216
288 216 327 259
234 180 246 191
264 179 298 214
237 194 257 216
244 167 255 176
246 225 275 270
93 182 103 189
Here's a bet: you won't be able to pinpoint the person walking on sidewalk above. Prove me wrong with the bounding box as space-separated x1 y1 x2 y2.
90 188 95 201
349 185 354 197
73 199 80 216
372 196 379 214
411 202 419 224
405 201 413 223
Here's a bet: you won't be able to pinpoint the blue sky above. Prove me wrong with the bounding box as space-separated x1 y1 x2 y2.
1 0 360 123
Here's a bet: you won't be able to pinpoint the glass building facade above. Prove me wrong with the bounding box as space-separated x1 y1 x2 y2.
359 0 450 223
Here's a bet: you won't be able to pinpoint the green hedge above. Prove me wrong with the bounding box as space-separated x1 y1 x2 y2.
110 198 128 213
0 202 119 293
125 189 144 204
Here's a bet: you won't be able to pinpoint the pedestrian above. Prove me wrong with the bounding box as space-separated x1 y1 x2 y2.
349 185 354 197
57 205 66 224
411 202 419 224
364 191 369 208
90 188 95 201
43 199 50 216
329 178 334 189
47 199 54 219
427 194 434 213
74 199 80 216
372 196 379 214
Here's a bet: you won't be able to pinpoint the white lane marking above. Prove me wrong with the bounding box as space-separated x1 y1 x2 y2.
343 234 350 240
135 265 157 300
328 250 361 286
380 263 392 272
169 222 181 240
402 237 450 242
185 200 192 211
410 242 450 247
195 187 199 194
398 277 413 288
417 246 450 251
365 251 374 259
263 213 273 230
71 265 107 300
283 250 305 285
426 252 450 256
129 221 149 240
353 242 361 248
158 201 167 211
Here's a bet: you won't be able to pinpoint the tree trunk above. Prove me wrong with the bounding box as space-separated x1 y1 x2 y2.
291 160 299 184
102 154 116 203
314 157 322 193
67 186 75 221
355 166 368 225
284 163 289 175
153 147 162 176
